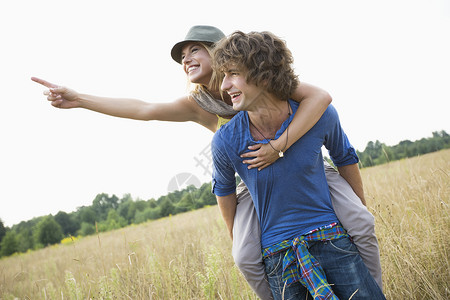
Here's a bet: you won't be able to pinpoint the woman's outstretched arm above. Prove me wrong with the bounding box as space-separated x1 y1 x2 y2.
31 77 218 131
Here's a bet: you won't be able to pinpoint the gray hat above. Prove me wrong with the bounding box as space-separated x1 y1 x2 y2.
171 25 225 64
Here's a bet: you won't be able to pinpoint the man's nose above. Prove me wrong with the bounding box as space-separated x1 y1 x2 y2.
221 75 231 92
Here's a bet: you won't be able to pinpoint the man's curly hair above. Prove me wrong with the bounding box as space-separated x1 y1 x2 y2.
212 31 298 100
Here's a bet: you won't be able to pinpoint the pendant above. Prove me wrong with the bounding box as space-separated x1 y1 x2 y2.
279 151 284 158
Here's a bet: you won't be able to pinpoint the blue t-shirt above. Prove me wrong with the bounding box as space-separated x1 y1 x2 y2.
211 101 359 248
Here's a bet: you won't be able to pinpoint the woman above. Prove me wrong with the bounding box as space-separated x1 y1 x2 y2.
32 25 382 299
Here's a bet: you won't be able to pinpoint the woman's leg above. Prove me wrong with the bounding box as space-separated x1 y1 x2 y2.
232 180 274 300
324 161 383 290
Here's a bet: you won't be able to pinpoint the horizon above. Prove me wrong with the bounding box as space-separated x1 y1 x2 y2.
3 131 447 228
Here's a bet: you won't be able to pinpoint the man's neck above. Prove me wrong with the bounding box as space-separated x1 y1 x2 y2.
248 95 291 140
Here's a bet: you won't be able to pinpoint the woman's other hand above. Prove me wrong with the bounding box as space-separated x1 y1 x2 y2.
241 143 280 171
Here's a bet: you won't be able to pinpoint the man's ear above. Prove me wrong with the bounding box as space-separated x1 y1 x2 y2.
261 79 269 88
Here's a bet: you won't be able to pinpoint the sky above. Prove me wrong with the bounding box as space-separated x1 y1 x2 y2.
1 0 449 227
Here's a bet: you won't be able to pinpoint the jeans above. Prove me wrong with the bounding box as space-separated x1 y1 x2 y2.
232 165 383 300
264 237 385 300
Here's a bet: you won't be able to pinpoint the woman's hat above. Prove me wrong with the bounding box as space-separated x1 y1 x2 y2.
171 25 225 64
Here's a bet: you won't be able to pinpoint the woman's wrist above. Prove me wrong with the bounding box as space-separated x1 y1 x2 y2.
272 133 290 152
76 93 89 108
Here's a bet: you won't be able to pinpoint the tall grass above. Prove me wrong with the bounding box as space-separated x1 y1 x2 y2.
0 150 449 299
365 149 449 299
0 208 255 299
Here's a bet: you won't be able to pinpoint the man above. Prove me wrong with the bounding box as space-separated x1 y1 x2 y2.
211 31 385 299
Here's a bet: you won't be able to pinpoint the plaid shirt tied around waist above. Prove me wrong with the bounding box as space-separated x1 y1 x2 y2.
262 223 348 300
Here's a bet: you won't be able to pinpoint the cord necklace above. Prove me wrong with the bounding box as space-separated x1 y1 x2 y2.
248 101 292 158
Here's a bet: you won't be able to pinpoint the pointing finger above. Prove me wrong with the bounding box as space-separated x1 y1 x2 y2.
31 77 58 88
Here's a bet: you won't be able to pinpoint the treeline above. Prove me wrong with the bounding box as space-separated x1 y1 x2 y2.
0 181 218 258
356 130 449 168
1 131 448 257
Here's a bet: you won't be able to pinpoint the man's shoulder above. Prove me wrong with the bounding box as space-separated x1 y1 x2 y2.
324 104 337 115
321 104 340 126
309 104 338 128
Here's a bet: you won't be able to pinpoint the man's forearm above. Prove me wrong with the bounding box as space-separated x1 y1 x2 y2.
216 193 237 239
337 163 366 205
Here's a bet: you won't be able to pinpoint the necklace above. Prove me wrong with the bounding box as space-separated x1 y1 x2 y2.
248 101 292 158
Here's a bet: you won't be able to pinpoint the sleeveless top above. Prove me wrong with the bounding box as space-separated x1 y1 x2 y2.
190 88 236 130
217 115 232 130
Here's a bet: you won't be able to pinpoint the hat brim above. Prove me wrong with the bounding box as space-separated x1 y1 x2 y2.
171 40 214 64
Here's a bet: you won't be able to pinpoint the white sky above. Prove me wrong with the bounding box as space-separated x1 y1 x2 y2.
1 0 449 227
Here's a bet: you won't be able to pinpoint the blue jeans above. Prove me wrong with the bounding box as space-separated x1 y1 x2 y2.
264 237 385 300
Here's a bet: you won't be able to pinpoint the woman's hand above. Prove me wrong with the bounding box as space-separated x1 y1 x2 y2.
31 77 81 109
241 142 281 171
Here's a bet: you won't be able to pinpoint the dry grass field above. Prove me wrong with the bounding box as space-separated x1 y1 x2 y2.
0 149 449 299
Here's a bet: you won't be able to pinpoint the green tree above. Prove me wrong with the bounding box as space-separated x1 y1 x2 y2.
395 140 413 159
92 193 119 221
78 222 96 236
147 198 158 208
199 183 217 206
117 196 133 224
159 197 175 217
1 231 18 256
16 227 34 252
357 131 450 168
54 211 79 236
98 210 127 231
119 199 150 224
0 219 6 245
175 193 195 213
134 207 161 223
35 216 63 246
12 218 41 252
77 206 97 224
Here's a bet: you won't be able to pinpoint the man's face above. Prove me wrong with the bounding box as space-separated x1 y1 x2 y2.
220 65 264 112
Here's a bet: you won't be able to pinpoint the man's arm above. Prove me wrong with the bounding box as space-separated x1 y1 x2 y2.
216 193 237 240
337 163 366 205
322 106 363 203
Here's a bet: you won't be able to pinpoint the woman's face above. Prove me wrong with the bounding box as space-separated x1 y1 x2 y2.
181 43 213 87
